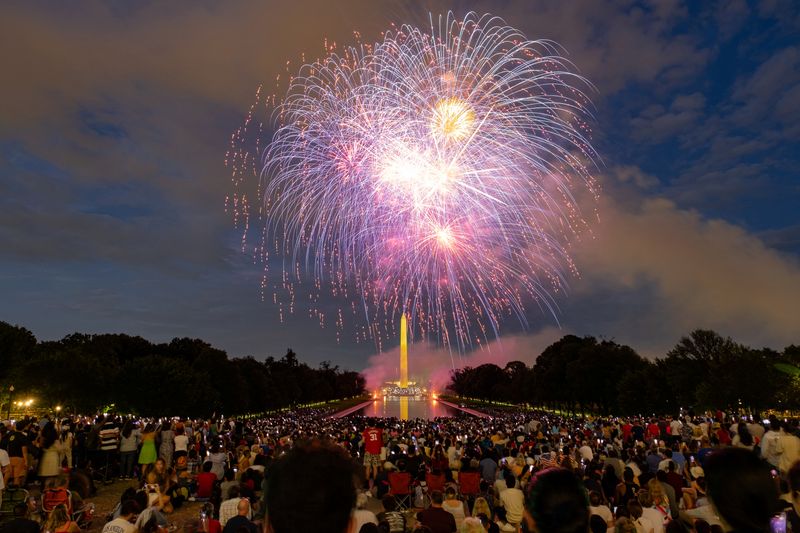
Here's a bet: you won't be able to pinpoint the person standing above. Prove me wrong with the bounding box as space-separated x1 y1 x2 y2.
159 422 175 469
138 424 158 480
119 421 140 480
5 421 30 486
98 416 120 483
37 422 63 483
362 423 383 487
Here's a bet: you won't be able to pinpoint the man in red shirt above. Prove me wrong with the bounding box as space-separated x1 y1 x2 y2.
363 424 383 487
195 462 218 499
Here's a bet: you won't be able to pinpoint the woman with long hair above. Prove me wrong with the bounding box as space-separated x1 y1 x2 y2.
43 504 80 533
38 421 63 482
646 478 672 525
119 419 139 480
472 496 492 520
732 422 755 450
59 419 74 469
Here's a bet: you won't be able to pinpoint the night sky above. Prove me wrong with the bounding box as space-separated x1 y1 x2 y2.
2 1 799 382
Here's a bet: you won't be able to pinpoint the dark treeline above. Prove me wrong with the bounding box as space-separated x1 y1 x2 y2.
448 329 800 416
0 321 366 417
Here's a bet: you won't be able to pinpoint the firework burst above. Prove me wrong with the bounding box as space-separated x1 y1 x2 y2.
227 12 599 350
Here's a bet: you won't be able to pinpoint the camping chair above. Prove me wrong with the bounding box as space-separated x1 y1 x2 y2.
457 471 481 505
42 488 94 529
43 488 73 515
0 487 29 524
388 471 413 511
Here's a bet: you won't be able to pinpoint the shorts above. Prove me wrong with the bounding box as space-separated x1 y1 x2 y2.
364 452 381 468
9 456 27 479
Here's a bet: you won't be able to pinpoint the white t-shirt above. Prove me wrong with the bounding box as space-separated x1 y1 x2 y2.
499 487 525 524
101 517 137 533
0 448 10 491
641 507 665 533
669 420 682 436
634 516 655 533
352 509 378 533
590 504 613 523
174 434 189 453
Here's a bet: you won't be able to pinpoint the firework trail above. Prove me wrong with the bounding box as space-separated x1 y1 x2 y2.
227 12 598 351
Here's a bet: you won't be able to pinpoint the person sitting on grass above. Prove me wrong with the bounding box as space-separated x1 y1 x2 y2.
222 499 258 533
101 499 139 533
376 495 406 533
43 504 80 533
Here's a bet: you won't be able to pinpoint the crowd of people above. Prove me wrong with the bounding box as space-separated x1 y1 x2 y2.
0 404 798 533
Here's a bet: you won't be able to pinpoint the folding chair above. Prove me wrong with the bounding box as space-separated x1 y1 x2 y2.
42 488 73 515
388 472 413 510
0 487 29 524
425 472 446 493
458 471 481 505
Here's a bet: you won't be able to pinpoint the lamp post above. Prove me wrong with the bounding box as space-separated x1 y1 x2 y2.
6 385 13 420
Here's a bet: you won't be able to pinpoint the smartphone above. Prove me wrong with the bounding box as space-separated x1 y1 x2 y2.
771 513 786 533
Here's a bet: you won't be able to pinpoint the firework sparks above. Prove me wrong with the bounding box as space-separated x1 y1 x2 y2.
228 12 599 350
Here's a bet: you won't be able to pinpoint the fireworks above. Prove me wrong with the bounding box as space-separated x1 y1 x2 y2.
228 12 598 350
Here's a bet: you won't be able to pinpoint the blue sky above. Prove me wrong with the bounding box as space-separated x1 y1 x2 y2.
1 0 798 376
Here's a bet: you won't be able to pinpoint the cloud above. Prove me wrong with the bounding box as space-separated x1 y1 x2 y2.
569 185 800 355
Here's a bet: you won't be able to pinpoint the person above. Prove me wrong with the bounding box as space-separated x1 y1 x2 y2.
376 495 406 533
118 421 139 480
588 491 613 527
363 424 383 487
459 517 484 533
159 422 175 469
37 421 63 483
98 416 120 484
353 492 379 533
416 490 457 533
785 460 800 533
637 491 666 533
627 500 654 533
498 473 524 528
524 468 589 533
101 500 138 533
43 504 80 533
492 508 515 532
266 440 357 533
222 499 257 533
195 461 217 500
173 425 189 461
5 421 29 487
206 445 227 480
0 502 40 533
704 447 779 533
138 424 157 478
441 486 468 530
219 486 250 527
471 497 491 522
219 469 237 501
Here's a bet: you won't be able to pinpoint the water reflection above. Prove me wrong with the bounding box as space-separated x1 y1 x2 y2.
358 397 456 420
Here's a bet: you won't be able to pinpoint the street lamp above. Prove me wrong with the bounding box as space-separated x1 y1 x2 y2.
5 385 13 420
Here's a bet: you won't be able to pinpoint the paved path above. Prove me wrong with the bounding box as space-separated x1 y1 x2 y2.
329 399 375 418
437 398 493 418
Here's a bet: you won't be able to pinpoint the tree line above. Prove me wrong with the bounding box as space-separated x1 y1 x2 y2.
0 321 366 417
448 329 800 416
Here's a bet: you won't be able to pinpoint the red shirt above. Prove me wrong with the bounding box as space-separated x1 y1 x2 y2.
363 428 383 455
196 472 217 498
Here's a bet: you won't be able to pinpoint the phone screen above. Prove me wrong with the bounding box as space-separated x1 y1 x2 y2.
771 513 786 533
